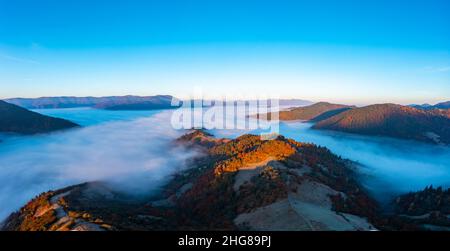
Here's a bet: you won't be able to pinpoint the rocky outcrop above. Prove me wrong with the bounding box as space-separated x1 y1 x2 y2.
1 184 111 231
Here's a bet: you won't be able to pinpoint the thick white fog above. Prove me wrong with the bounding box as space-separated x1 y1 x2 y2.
0 111 197 221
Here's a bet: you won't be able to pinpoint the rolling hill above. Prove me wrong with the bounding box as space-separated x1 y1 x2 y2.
256 102 354 121
0 100 79 134
313 104 450 144
4 96 312 111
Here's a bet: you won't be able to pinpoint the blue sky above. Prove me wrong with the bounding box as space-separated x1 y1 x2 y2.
0 0 449 104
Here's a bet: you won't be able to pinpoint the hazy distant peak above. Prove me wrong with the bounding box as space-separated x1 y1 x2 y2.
409 101 450 110
3 95 177 110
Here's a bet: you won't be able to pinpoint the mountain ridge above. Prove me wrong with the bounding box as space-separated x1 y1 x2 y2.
0 100 79 135
4 95 176 110
410 101 450 110
256 102 354 121
313 103 450 145
4 96 313 110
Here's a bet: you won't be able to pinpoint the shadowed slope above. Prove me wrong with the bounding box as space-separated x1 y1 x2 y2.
0 100 79 134
313 104 450 145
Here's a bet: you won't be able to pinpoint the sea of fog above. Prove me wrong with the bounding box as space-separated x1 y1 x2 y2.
0 107 449 221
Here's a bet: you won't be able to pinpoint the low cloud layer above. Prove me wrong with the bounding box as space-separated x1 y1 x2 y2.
0 111 197 221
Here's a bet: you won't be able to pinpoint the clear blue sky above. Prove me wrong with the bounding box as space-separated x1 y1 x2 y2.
0 0 449 105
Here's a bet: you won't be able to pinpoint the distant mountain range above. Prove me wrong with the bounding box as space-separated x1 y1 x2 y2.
0 100 79 135
277 99 313 107
410 101 450 110
4 95 177 110
3 96 312 111
93 95 177 110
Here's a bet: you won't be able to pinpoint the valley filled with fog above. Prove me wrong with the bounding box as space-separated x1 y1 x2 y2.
0 108 449 221
0 109 197 221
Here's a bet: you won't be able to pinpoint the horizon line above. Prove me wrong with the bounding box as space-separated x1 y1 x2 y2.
1 94 448 107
